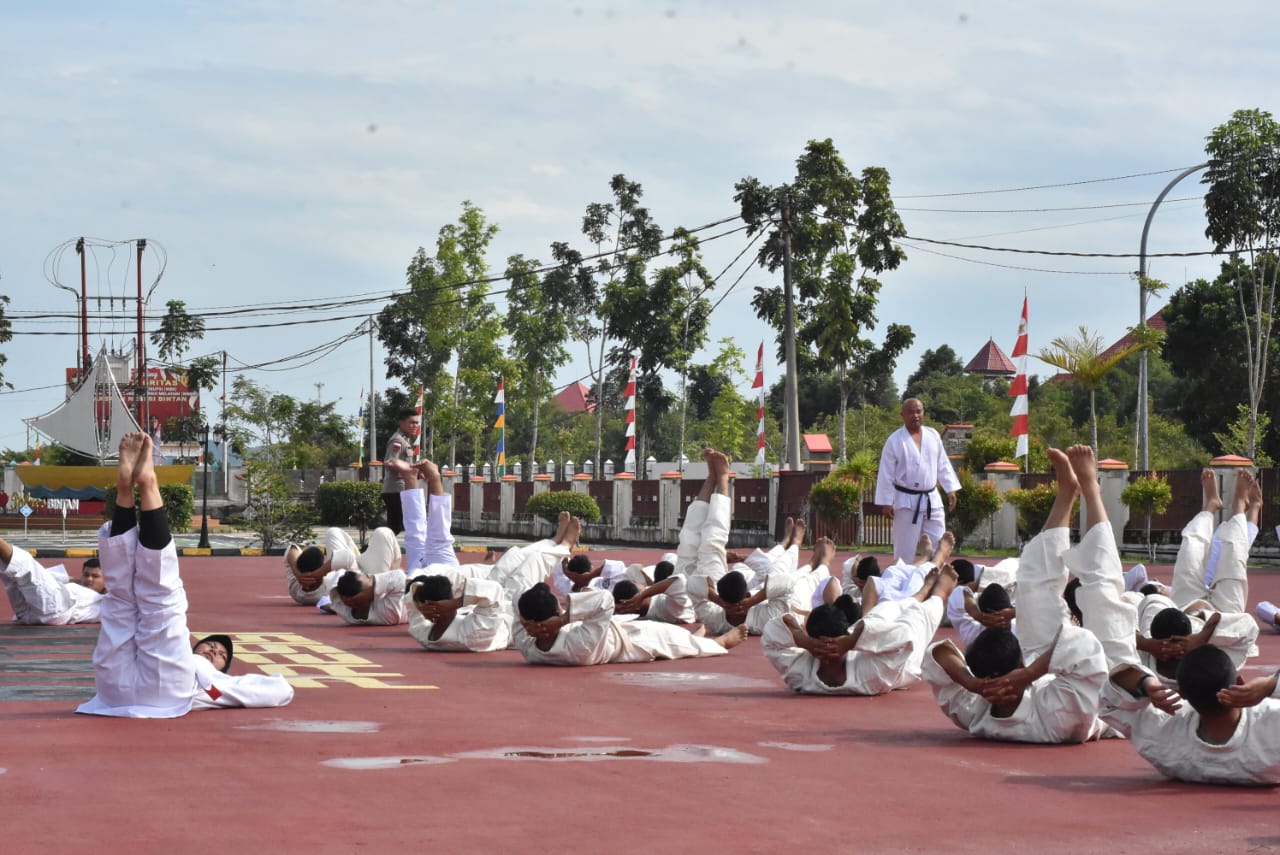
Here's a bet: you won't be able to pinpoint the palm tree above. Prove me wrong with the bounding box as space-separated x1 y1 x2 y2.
1037 326 1144 455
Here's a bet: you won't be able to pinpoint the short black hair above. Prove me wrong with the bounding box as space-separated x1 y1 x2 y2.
833 593 862 625
83 557 101 570
1138 582 1162 597
805 603 851 639
1150 607 1193 640
518 582 559 622
297 546 325 573
336 571 364 599
977 583 1012 613
856 556 881 581
566 554 593 575
411 575 454 603
653 560 675 582
965 627 1022 679
716 570 749 604
398 408 417 421
1063 578 1083 624
1176 644 1236 715
951 558 975 586
612 580 640 601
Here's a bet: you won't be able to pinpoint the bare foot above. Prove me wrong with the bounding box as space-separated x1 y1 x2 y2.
563 516 582 549
1048 447 1079 494
913 568 940 602
116 432 145 491
932 531 955 566
704 448 730 477
554 510 571 543
914 533 932 562
714 624 749 649
1248 475 1264 524
792 518 806 549
1232 469 1255 518
782 516 795 547
135 433 157 487
417 459 443 495
1065 445 1096 488
931 562 960 602
811 536 835 570
1201 469 1223 514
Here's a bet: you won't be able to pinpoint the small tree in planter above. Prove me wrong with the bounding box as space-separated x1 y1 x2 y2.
808 451 877 545
1120 473 1173 560
1005 483 1061 542
949 470 1003 549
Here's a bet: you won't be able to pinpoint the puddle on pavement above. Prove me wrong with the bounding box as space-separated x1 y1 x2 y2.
454 744 765 765
758 741 834 752
606 671 776 691
237 719 380 733
322 755 454 770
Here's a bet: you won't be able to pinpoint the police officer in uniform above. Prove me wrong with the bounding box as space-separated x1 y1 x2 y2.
380 409 421 533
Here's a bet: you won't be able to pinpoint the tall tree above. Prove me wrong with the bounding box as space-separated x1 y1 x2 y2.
505 254 572 476
151 300 205 365
1202 108 1280 458
378 202 499 463
556 175 664 474
604 227 715 468
736 139 911 462
1037 326 1144 455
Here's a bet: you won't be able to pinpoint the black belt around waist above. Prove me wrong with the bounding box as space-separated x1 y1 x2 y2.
894 484 934 524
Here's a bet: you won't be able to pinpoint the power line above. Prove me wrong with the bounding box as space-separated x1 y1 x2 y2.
899 195 1201 214
896 165 1203 199
896 240 1129 275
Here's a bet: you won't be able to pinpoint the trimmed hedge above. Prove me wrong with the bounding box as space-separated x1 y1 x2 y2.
315 480 385 528
525 490 601 524
105 483 195 533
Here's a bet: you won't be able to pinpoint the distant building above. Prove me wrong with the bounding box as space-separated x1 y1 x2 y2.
554 381 594 414
964 337 1016 379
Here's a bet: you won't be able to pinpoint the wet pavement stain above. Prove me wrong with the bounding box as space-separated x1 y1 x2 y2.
236 719 380 733
504 749 653 759
605 671 776 691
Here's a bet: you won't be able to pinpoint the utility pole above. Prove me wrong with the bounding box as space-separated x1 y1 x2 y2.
368 317 377 468
781 194 803 472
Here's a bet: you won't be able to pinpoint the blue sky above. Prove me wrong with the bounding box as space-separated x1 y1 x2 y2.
2 1 1278 457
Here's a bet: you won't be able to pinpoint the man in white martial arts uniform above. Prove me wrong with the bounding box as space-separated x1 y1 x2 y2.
762 563 957 695
613 560 696 625
405 572 512 653
1 539 103 625
945 557 1018 650
923 446 1128 744
1101 643 1280 785
671 448 737 605
1134 469 1261 687
551 554 629 597
698 537 837 636
513 583 747 666
77 433 294 718
876 398 962 564
282 543 329 607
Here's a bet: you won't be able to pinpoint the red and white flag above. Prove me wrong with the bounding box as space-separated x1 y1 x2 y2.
623 356 637 472
1008 296 1029 460
752 342 766 467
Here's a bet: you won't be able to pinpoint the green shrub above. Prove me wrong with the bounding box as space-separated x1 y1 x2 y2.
809 474 861 524
1005 483 1060 540
105 483 195 533
316 481 385 526
1120 474 1173 517
525 490 601 524
950 470 1003 547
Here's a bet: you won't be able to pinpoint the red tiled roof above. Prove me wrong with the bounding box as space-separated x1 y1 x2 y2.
554 381 594 414
965 337 1016 375
803 433 832 453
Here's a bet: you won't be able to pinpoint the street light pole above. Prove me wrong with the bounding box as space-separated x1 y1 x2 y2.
197 422 211 549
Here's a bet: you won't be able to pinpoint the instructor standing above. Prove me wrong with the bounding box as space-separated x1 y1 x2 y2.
875 398 961 563
380 409 421 534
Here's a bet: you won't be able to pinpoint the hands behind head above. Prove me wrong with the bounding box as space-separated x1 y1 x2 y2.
1217 675 1274 710
520 614 565 643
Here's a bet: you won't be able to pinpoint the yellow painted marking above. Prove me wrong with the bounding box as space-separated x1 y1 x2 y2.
198 632 437 691
181 548 213 556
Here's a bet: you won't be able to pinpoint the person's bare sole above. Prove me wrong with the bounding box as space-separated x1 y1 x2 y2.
1201 469 1223 514
715 625 749 649
915 533 932 560
792 518 806 548
1047 447 1078 493
1232 469 1254 516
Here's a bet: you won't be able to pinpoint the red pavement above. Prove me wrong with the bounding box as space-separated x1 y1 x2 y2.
2 548 1279 855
